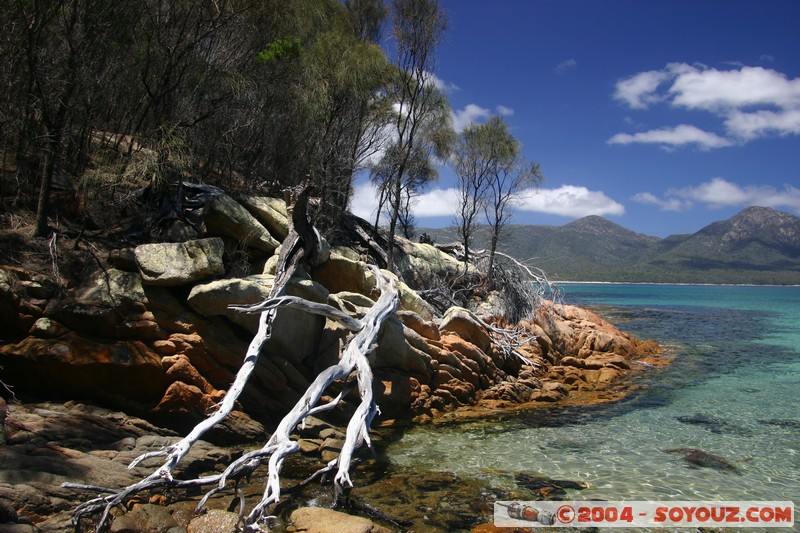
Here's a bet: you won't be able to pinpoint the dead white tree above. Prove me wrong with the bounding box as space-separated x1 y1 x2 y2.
428 241 561 321
64 188 399 532
474 249 562 306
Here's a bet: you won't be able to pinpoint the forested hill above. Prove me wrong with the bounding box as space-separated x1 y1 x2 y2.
423 206 800 285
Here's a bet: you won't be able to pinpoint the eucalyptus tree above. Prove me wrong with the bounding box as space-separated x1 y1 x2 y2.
298 0 393 234
452 120 497 268
0 0 249 233
197 0 393 238
376 0 451 272
481 116 544 279
5 0 91 236
372 136 440 240
0 0 400 240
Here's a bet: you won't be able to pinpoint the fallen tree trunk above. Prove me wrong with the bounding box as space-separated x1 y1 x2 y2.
64 187 399 532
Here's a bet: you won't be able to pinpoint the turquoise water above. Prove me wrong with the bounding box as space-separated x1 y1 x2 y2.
385 284 800 523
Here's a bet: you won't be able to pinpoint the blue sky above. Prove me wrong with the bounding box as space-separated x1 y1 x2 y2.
351 0 800 237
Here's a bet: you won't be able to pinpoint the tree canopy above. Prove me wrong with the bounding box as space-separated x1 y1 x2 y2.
1 0 545 287
453 115 543 278
0 0 395 236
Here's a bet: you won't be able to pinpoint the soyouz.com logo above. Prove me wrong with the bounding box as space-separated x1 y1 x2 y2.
494 501 795 528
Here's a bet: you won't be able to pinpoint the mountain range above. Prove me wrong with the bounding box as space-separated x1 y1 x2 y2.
422 206 800 284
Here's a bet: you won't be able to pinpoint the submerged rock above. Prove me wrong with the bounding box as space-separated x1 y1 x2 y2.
290 506 394 533
349 469 499 532
514 472 589 499
665 448 741 473
676 413 753 436
758 418 800 430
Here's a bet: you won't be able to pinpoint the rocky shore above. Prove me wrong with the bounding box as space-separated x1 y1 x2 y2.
0 191 662 532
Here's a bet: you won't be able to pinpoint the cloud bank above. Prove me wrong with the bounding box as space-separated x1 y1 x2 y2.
610 63 800 149
515 185 625 217
351 181 624 221
634 177 800 212
608 124 732 150
350 182 461 221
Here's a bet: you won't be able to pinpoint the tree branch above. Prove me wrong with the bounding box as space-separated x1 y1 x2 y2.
66 189 399 532
229 296 364 333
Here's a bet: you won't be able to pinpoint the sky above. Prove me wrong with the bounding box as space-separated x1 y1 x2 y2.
350 0 800 238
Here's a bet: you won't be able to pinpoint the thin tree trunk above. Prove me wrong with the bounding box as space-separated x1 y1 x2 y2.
487 229 499 282
34 127 61 237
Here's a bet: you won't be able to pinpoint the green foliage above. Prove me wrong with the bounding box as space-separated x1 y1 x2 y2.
452 115 543 278
345 0 388 41
0 0 396 237
256 38 302 62
371 0 452 271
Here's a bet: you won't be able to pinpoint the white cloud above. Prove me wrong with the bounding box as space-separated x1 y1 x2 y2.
607 124 733 150
667 64 800 111
352 181 626 222
674 177 751 207
515 185 625 218
611 63 800 147
634 177 800 212
632 192 690 211
451 104 518 132
555 58 577 74
613 69 670 109
496 105 515 116
425 71 460 93
350 181 381 220
350 181 460 220
413 187 461 217
724 108 800 140
451 103 491 132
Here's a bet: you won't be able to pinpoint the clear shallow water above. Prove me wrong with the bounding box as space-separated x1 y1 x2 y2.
386 284 800 509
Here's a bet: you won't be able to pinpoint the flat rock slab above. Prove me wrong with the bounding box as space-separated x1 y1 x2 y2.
0 401 235 531
135 238 225 286
290 506 394 533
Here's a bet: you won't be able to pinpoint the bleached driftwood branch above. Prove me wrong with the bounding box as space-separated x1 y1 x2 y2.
487 249 563 303
222 266 397 529
434 241 560 301
229 295 363 333
453 307 539 367
65 188 398 532
426 242 562 366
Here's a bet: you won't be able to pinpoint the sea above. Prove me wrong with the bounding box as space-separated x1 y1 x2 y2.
383 283 800 530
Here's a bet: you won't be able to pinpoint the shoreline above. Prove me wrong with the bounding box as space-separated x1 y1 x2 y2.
557 280 800 287
0 292 668 531
431 344 673 427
